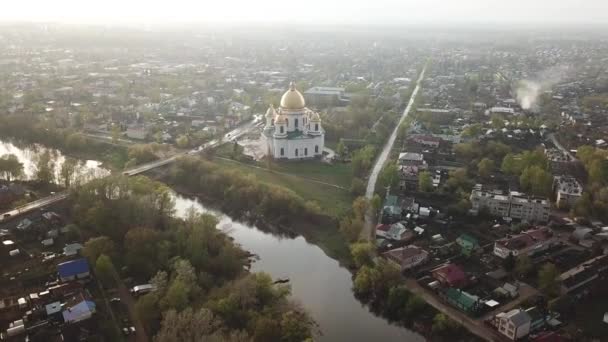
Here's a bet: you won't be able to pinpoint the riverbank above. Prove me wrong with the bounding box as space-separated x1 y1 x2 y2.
145 165 353 266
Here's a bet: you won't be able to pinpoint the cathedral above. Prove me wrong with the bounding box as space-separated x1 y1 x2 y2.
262 82 325 160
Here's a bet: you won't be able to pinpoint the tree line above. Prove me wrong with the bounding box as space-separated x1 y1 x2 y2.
70 175 315 341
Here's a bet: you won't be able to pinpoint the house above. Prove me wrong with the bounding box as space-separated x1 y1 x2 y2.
17 218 33 230
63 243 84 256
494 282 519 299
376 222 414 241
525 306 546 332
493 227 556 259
58 258 90 282
383 245 429 271
456 234 479 256
559 254 608 294
45 301 62 319
496 309 531 340
441 288 480 314
432 263 467 288
381 195 403 223
398 152 425 167
62 293 96 324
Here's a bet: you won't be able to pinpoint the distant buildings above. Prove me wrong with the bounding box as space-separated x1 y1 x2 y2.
303 86 349 107
470 184 550 222
493 227 556 259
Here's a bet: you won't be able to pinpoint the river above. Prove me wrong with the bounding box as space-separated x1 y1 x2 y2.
0 139 423 341
0 140 109 183
172 193 424 342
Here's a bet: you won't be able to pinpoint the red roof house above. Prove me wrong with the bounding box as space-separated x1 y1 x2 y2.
432 263 467 288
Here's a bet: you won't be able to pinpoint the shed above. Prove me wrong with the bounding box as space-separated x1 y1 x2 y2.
63 243 83 256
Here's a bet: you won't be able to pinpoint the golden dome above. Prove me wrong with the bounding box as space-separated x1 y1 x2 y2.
280 81 305 110
310 111 321 122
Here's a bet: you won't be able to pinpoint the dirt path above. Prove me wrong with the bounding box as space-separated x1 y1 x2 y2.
113 272 149 342
404 279 508 342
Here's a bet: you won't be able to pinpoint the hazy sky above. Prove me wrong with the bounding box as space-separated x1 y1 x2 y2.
1 0 607 26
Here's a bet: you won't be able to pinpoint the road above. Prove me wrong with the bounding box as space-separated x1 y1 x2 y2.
362 65 427 240
547 133 576 161
404 279 507 342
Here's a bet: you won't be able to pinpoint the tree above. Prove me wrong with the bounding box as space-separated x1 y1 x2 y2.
501 153 519 175
0 154 23 181
432 313 461 336
335 141 346 160
353 265 377 298
154 308 223 342
503 253 516 272
176 135 190 149
340 217 364 242
350 177 366 196
350 242 374 268
445 168 472 193
59 157 79 188
82 236 117 263
161 280 190 311
111 124 121 144
538 263 561 298
520 166 553 197
515 254 533 277
386 286 411 320
124 227 166 278
135 293 161 332
378 161 399 191
370 194 382 218
34 150 55 183
352 196 369 220
95 254 116 288
418 171 433 192
280 310 313 342
477 158 495 179
404 295 426 317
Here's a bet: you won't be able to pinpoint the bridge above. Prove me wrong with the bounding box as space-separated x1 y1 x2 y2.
0 119 259 224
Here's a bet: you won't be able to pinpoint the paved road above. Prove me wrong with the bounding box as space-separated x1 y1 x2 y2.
547 133 576 161
362 65 427 240
404 279 508 342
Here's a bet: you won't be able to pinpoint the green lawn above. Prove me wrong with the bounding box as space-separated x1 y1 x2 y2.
263 159 354 188
212 158 353 218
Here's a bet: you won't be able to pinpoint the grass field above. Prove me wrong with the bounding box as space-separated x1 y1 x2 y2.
212 157 353 218
264 159 354 188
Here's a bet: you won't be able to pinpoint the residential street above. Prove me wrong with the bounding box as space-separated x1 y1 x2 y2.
404 279 508 342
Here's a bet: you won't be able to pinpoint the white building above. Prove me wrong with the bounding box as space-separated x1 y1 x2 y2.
553 176 582 208
496 309 531 341
262 82 324 160
470 185 550 222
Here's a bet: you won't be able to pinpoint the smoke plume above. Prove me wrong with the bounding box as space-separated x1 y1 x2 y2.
515 65 570 112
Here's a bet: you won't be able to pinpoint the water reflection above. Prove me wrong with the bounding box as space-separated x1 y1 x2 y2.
0 140 109 183
173 193 423 342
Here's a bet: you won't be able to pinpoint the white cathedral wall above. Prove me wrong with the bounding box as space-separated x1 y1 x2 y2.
270 135 324 159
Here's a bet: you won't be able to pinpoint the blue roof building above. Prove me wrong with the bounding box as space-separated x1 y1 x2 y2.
57 258 90 282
